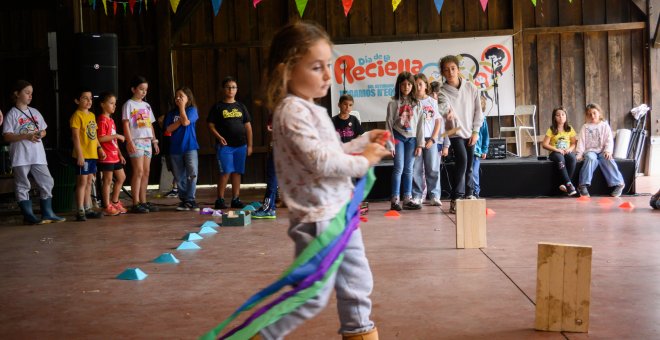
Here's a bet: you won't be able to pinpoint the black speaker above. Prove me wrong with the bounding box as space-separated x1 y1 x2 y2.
74 33 118 97
486 138 506 159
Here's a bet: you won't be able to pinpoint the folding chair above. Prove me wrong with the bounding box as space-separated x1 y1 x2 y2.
500 105 539 157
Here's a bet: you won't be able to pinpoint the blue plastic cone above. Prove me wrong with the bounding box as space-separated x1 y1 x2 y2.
182 232 203 241
176 241 201 250
199 226 218 234
200 221 220 228
116 268 148 280
153 253 180 264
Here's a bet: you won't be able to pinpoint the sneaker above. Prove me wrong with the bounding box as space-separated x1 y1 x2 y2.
403 200 422 210
75 211 87 222
131 204 149 214
559 184 567 193
611 184 625 197
215 198 228 209
231 197 245 209
253 209 277 219
466 195 477 200
578 185 590 197
112 201 128 214
85 209 103 219
430 197 443 206
449 200 457 214
176 201 190 211
143 202 159 212
187 201 201 212
165 189 178 198
103 205 120 216
390 197 402 211
566 183 578 197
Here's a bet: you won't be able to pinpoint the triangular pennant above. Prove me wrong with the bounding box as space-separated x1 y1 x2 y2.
212 0 222 15
342 0 353 16
129 0 136 14
531 0 537 6
113 1 117 15
145 0 148 11
295 0 308 17
102 0 107 14
122 2 127 14
88 0 94 6
253 0 262 8
91 0 96 10
392 0 402 11
433 0 444 13
170 0 180 13
480 0 488 11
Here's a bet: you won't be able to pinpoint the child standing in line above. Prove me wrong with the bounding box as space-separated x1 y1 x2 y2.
122 76 160 213
2 80 65 224
207 76 253 210
471 97 489 198
332 94 364 143
261 21 389 340
253 116 277 219
96 92 127 216
575 103 625 197
164 87 200 211
541 106 578 196
157 114 179 198
71 89 104 221
411 73 442 207
385 71 425 211
430 81 451 199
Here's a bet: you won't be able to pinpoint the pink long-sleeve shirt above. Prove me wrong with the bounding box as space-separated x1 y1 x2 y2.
575 121 614 159
272 95 371 225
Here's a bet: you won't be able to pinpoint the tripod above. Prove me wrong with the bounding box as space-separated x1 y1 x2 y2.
491 59 502 138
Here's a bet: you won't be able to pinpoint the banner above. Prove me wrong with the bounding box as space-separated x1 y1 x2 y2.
331 36 515 122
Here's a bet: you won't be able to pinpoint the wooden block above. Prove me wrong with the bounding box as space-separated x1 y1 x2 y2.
535 242 592 333
455 199 487 249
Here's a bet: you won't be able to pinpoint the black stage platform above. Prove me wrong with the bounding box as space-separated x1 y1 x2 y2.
367 158 636 200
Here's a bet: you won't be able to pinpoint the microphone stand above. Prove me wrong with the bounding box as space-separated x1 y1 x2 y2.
491 59 502 138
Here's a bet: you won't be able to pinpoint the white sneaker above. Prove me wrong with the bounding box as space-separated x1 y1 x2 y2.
430 198 443 206
466 195 477 200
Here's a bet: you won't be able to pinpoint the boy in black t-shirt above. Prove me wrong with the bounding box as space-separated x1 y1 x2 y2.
207 77 253 209
332 94 363 143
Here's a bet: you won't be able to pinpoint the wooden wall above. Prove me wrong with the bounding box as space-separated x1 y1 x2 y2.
0 0 651 185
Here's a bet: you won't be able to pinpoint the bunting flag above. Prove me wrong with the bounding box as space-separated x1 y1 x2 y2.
200 169 376 340
433 0 444 13
91 0 97 10
101 0 107 14
295 0 308 17
531 0 537 6
129 0 136 14
342 0 353 16
122 2 127 14
253 0 262 8
113 1 117 15
170 0 180 13
212 0 222 16
480 0 488 11
392 0 402 11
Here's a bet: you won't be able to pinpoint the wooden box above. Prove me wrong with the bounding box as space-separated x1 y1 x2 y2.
456 199 487 249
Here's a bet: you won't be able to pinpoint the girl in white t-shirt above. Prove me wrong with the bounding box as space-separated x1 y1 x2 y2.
411 73 442 206
122 76 160 213
2 80 65 224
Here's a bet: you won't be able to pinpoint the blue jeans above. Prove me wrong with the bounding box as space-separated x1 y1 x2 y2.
472 155 482 196
261 219 374 339
391 130 417 198
579 151 624 187
171 150 199 202
412 138 440 199
264 151 278 210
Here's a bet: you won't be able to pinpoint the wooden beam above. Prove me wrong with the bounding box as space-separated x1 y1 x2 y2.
523 22 646 35
171 0 205 43
655 14 660 47
631 0 647 15
156 0 173 119
513 0 525 105
648 0 660 175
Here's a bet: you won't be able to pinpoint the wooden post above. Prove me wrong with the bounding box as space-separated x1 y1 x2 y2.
456 199 487 249
535 242 592 333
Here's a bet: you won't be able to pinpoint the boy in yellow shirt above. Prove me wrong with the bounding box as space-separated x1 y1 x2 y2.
70 90 104 221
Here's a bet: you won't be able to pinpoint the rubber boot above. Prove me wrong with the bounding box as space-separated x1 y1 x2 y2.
18 200 43 225
40 198 66 223
342 327 378 340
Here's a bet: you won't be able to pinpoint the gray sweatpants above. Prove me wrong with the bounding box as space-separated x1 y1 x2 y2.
13 164 54 201
260 219 375 339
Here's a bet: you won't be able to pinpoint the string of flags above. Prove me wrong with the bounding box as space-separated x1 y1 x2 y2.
88 0 558 17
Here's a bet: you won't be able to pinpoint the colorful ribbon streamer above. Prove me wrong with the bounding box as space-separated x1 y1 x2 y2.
200 169 376 340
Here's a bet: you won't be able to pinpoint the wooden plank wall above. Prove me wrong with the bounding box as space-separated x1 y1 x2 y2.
0 0 649 184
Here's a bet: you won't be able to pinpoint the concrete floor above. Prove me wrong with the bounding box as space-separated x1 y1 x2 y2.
0 176 658 339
